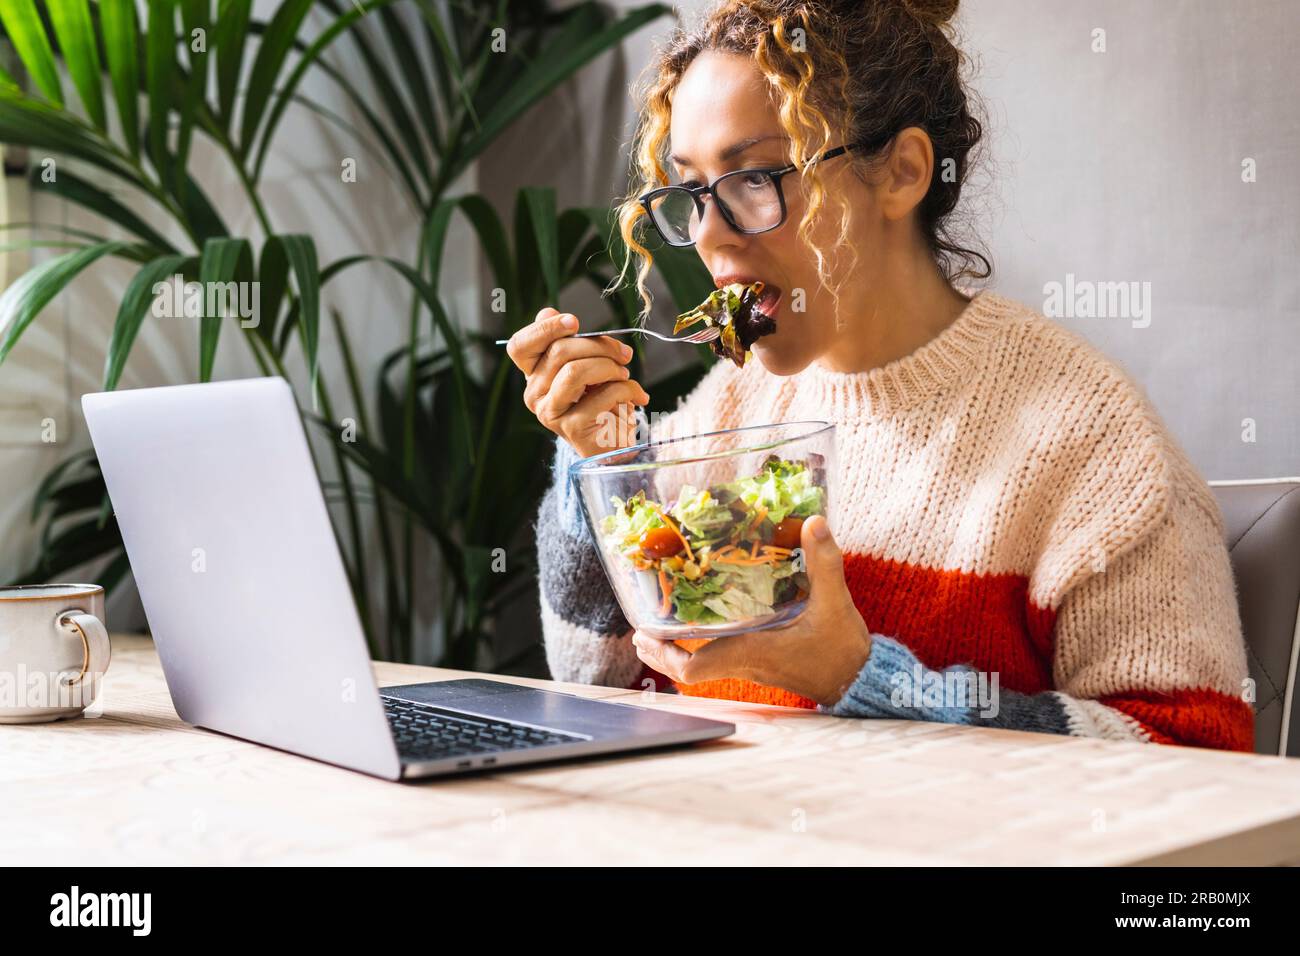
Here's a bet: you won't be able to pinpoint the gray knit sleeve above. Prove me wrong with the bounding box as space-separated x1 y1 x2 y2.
534 434 644 688
532 364 733 688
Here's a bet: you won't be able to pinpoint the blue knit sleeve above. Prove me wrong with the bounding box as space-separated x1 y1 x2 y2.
818 633 1088 738
817 634 974 720
535 428 651 687
550 433 592 541
549 414 650 541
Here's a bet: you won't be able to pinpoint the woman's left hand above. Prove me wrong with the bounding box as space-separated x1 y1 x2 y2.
631 515 873 707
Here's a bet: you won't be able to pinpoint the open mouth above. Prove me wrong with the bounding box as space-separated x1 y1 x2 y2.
753 284 782 321
675 278 782 367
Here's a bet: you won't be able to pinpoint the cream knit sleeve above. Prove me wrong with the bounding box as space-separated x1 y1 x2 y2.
824 372 1254 752
1044 447 1254 749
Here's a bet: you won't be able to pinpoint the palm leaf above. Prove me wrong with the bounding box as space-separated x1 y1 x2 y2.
98 0 140 158
454 4 671 173
29 449 96 521
18 514 122 585
318 0 432 189
45 0 104 128
214 0 251 129
197 236 254 382
412 0 465 146
256 233 289 347
249 0 399 183
145 0 175 179
266 233 320 400
29 168 178 253
277 50 423 204
237 0 313 156
320 252 473 459
0 0 62 104
0 87 143 187
175 0 211 183
378 5 440 152
104 254 196 390
0 240 133 366
422 193 514 301
517 187 559 303
175 163 228 243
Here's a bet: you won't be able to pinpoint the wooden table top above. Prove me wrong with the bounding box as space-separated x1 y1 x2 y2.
4 634 1300 866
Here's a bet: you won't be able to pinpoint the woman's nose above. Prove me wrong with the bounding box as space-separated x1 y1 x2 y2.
692 195 738 250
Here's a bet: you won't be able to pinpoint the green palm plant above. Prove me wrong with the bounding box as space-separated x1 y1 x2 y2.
288 0 701 663
313 188 712 668
0 0 396 640
0 0 712 667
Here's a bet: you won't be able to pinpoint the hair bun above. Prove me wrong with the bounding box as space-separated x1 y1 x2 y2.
901 0 959 26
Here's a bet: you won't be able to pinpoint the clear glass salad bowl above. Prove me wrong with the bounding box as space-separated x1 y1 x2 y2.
570 421 836 640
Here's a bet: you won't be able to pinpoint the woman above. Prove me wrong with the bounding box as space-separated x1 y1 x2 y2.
506 0 1253 750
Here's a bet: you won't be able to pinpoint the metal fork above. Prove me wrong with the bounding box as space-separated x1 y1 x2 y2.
494 326 720 346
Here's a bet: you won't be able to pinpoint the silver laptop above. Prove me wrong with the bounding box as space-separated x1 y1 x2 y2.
82 377 733 781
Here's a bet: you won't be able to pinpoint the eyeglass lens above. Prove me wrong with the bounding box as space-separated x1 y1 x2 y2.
648 170 783 244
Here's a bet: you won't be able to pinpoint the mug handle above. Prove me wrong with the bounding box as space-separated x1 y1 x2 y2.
57 609 112 687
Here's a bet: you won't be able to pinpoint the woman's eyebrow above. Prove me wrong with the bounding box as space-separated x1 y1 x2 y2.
670 134 785 168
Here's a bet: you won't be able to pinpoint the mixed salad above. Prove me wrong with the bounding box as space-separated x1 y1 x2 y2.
674 280 777 368
598 455 826 626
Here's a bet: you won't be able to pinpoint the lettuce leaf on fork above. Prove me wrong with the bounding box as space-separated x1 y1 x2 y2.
673 281 777 368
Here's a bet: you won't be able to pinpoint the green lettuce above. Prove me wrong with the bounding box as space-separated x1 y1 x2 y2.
670 573 726 624
670 556 803 624
597 458 821 626
599 490 663 548
668 485 734 546
721 457 823 525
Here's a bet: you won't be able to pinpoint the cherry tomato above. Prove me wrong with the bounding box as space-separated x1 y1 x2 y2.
771 516 804 550
640 526 683 559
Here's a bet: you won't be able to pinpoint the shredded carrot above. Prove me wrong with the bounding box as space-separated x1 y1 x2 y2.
749 540 760 559
761 545 794 555
651 507 694 562
737 505 768 542
714 552 781 566
658 568 673 616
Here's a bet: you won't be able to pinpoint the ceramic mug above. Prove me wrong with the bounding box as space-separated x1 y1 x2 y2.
0 584 112 724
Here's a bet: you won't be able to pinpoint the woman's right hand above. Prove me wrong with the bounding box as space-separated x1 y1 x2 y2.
507 307 651 459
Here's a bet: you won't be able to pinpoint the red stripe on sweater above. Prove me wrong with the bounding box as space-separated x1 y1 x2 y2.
670 648 818 708
841 552 1055 691
668 556 1255 754
673 552 1055 709
1100 688 1255 752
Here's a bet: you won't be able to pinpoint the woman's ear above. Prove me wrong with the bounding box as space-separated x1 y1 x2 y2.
877 126 935 221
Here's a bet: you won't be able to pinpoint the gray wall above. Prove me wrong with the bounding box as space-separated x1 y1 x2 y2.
485 0 1299 481
960 0 1299 480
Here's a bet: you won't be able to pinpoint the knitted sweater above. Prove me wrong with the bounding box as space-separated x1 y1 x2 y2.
534 290 1255 751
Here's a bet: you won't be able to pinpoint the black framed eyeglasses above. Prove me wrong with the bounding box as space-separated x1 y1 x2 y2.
638 133 894 248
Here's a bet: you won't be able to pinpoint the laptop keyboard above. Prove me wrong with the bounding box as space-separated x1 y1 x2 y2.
382 696 587 762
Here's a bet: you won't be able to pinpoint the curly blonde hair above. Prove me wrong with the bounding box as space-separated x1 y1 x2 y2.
607 0 991 325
